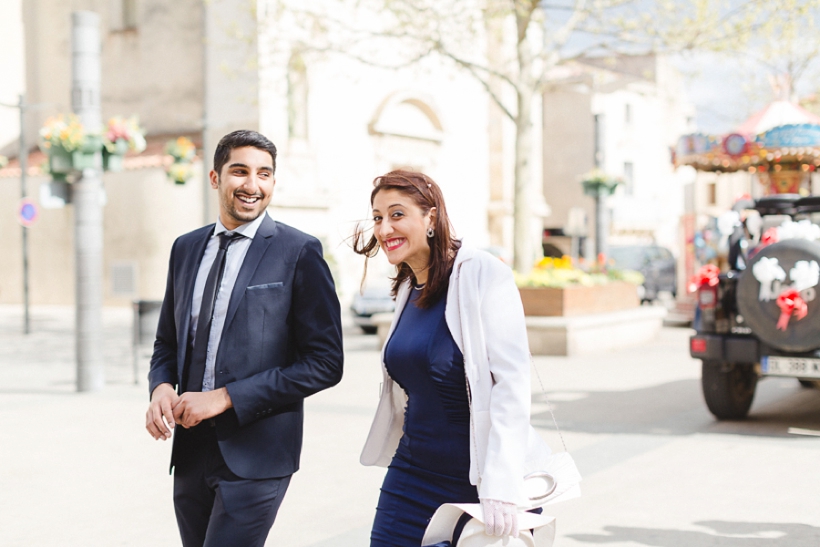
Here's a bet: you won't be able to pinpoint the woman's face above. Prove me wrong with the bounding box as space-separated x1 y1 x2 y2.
372 188 435 272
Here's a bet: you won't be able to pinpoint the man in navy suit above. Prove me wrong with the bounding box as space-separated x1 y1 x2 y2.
145 130 343 547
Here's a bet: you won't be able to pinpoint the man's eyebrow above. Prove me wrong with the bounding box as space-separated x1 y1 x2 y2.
227 162 273 171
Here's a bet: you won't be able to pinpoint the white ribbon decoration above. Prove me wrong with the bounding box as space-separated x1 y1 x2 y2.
790 260 820 292
752 257 786 301
777 219 820 242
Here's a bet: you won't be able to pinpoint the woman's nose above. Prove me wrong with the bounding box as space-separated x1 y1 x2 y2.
378 219 392 238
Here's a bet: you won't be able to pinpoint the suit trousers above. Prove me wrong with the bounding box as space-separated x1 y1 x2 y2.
173 423 292 547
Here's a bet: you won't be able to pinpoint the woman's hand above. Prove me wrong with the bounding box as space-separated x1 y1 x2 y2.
480 498 519 537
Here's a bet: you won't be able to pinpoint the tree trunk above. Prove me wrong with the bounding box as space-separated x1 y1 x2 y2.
513 85 534 273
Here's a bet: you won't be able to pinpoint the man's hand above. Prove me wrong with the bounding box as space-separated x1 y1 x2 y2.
172 388 233 429
146 383 179 441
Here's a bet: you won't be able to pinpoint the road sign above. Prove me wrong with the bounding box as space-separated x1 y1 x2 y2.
18 199 39 227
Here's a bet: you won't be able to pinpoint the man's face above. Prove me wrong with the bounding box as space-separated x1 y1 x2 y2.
211 146 275 230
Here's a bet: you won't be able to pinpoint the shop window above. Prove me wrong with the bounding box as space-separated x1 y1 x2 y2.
623 161 634 195
110 0 138 31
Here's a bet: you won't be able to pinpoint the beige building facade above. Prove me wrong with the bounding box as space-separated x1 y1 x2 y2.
1 0 525 306
542 55 695 258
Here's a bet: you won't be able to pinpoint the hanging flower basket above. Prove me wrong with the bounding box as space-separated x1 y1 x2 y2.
102 115 147 172
581 169 622 197
165 137 197 184
47 135 103 174
39 114 103 176
167 162 195 185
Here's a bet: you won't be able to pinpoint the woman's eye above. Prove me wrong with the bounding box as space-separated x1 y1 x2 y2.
373 216 382 222
391 212 404 218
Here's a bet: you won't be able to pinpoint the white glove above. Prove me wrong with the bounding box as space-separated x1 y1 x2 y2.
480 498 519 537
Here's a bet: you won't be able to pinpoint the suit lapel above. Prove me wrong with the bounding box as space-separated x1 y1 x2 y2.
223 214 276 331
177 226 213 370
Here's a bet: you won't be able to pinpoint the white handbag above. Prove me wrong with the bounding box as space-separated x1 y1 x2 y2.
421 502 556 547
422 349 581 547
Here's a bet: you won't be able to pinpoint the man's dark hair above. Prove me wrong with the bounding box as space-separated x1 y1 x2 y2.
213 130 277 175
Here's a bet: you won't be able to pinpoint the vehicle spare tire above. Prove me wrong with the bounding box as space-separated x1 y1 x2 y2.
737 239 820 353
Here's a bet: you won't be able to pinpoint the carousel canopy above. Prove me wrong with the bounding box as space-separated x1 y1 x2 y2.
675 100 820 175
736 100 820 136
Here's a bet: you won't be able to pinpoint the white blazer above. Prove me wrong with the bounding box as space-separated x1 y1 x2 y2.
360 247 551 505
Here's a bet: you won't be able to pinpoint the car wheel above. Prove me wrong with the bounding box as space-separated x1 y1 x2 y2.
701 361 758 420
360 325 378 335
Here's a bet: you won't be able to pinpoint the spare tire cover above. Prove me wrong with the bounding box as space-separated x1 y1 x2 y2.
737 239 820 353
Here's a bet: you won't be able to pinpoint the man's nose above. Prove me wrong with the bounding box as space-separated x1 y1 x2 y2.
241 175 260 193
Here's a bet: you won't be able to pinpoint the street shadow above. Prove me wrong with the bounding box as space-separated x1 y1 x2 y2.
569 521 820 546
532 377 820 438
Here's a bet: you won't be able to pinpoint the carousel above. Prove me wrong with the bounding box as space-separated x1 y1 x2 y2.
675 99 820 196
669 100 820 325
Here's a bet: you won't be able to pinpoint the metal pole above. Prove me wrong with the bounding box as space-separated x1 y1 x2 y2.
19 94 30 334
72 11 104 392
202 0 211 225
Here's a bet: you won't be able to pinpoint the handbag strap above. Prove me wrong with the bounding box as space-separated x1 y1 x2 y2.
457 264 570 488
530 355 568 453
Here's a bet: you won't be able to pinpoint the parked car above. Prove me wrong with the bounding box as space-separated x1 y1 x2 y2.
689 194 820 419
350 287 395 334
608 244 677 301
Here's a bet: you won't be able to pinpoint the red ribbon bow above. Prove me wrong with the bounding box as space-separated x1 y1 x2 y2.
776 288 808 331
760 227 779 246
688 264 720 293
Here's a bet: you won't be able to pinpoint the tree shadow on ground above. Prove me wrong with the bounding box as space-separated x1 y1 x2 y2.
532 377 820 438
569 521 820 546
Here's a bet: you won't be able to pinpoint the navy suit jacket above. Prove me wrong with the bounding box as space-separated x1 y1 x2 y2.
148 215 343 479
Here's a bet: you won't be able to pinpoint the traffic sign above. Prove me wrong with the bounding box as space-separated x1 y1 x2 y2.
18 199 39 227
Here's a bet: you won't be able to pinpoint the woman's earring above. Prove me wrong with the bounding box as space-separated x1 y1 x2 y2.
427 227 435 238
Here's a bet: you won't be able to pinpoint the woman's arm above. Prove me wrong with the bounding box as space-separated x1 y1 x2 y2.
477 258 532 504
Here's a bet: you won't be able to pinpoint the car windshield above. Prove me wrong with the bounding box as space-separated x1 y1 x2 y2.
608 246 647 270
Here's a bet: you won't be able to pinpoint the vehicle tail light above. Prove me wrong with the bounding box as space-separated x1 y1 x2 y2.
698 287 717 309
691 337 708 354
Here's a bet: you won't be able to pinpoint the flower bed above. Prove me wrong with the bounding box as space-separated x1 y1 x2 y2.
516 256 642 317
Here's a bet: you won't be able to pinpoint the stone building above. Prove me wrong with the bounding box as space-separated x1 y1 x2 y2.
0 0 533 306
541 54 695 258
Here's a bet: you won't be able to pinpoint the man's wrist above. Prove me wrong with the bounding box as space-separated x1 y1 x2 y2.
151 382 174 401
220 387 233 410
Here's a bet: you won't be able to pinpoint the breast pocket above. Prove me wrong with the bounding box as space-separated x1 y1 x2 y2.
247 282 284 291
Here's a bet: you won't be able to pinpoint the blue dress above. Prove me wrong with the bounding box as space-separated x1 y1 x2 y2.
370 287 479 547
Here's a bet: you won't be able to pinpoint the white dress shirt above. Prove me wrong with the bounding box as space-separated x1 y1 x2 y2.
189 212 268 391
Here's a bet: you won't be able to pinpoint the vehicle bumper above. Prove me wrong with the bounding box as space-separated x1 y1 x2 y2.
690 334 759 363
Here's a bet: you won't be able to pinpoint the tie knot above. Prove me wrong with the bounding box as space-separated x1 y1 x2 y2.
217 232 243 250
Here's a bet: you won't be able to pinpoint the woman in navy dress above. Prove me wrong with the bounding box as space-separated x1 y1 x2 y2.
353 171 538 547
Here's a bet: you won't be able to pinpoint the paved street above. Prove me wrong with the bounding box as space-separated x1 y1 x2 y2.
2 304 820 546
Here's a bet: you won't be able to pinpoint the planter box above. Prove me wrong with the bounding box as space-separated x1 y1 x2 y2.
103 150 124 172
518 282 639 317
49 138 101 174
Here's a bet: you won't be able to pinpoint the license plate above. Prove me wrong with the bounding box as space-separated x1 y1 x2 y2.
761 356 820 378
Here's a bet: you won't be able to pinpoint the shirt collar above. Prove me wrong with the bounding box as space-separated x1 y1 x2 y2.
213 211 267 240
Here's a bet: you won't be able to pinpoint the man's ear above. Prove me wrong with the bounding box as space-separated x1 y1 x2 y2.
209 169 219 189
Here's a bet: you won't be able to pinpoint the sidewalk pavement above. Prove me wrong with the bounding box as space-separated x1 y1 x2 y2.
2 304 820 546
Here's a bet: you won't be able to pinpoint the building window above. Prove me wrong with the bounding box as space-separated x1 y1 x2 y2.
287 53 309 140
625 103 632 125
708 182 717 205
593 114 605 168
110 0 138 31
623 161 634 195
